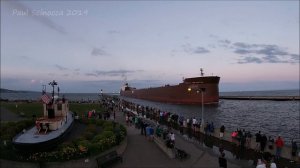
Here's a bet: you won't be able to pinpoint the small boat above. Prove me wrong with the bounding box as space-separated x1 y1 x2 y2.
12 80 74 151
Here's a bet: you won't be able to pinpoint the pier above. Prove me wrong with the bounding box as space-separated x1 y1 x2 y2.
220 96 300 101
120 99 300 168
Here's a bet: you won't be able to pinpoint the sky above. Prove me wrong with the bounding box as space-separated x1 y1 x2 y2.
1 0 299 93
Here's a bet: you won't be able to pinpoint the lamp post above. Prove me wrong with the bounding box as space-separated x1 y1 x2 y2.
200 88 206 127
48 80 57 104
189 87 205 127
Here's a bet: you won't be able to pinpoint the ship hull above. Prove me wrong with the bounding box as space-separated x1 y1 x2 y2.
120 76 220 105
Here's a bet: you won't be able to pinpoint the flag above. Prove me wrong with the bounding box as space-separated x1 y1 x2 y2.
41 94 51 104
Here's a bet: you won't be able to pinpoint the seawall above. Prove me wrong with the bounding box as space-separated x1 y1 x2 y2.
220 96 300 101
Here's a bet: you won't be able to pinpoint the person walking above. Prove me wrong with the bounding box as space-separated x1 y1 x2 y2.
218 152 227 168
210 122 215 134
125 114 129 125
220 125 225 139
275 135 284 159
204 122 209 135
170 132 175 146
192 117 197 132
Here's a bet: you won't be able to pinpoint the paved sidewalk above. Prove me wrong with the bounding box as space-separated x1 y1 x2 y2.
0 107 24 122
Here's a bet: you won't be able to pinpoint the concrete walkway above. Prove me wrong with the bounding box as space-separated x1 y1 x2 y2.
0 107 24 122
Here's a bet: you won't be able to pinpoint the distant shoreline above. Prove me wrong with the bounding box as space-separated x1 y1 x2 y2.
1 88 299 94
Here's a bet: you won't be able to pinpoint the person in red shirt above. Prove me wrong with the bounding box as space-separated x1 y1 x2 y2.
275 135 284 159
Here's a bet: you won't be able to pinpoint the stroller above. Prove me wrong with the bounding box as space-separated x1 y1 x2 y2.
174 147 190 160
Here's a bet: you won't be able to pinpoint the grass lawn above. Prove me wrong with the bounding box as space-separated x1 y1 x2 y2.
0 102 104 118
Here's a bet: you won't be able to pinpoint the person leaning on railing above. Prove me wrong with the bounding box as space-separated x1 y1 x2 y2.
275 135 284 159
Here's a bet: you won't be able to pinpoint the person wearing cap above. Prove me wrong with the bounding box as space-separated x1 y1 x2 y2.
275 135 284 159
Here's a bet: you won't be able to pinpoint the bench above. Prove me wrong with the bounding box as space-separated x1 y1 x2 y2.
96 151 122 168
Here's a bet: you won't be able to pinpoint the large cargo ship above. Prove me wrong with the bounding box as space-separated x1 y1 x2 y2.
120 70 220 105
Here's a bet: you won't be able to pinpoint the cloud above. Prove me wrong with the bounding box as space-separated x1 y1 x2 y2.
182 44 210 54
219 39 231 44
194 47 210 54
231 42 299 64
7 2 118 59
54 64 68 71
7 1 67 34
48 73 55 76
216 39 299 64
91 47 108 56
290 54 300 62
218 39 231 48
237 56 263 64
209 34 219 39
85 73 98 77
107 30 120 34
18 55 31 60
73 68 80 75
85 69 143 77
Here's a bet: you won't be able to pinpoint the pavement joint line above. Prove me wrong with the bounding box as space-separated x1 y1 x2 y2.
190 150 206 167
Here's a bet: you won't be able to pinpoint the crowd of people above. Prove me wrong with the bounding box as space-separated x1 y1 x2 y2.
118 99 299 164
229 128 289 161
94 96 298 167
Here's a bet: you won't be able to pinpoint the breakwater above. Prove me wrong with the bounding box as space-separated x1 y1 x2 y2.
220 96 300 101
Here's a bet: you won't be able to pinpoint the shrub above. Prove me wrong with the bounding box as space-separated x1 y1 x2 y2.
88 142 102 155
103 121 113 128
86 124 97 134
77 139 91 148
0 119 126 162
83 131 94 140
88 118 97 125
96 120 105 126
